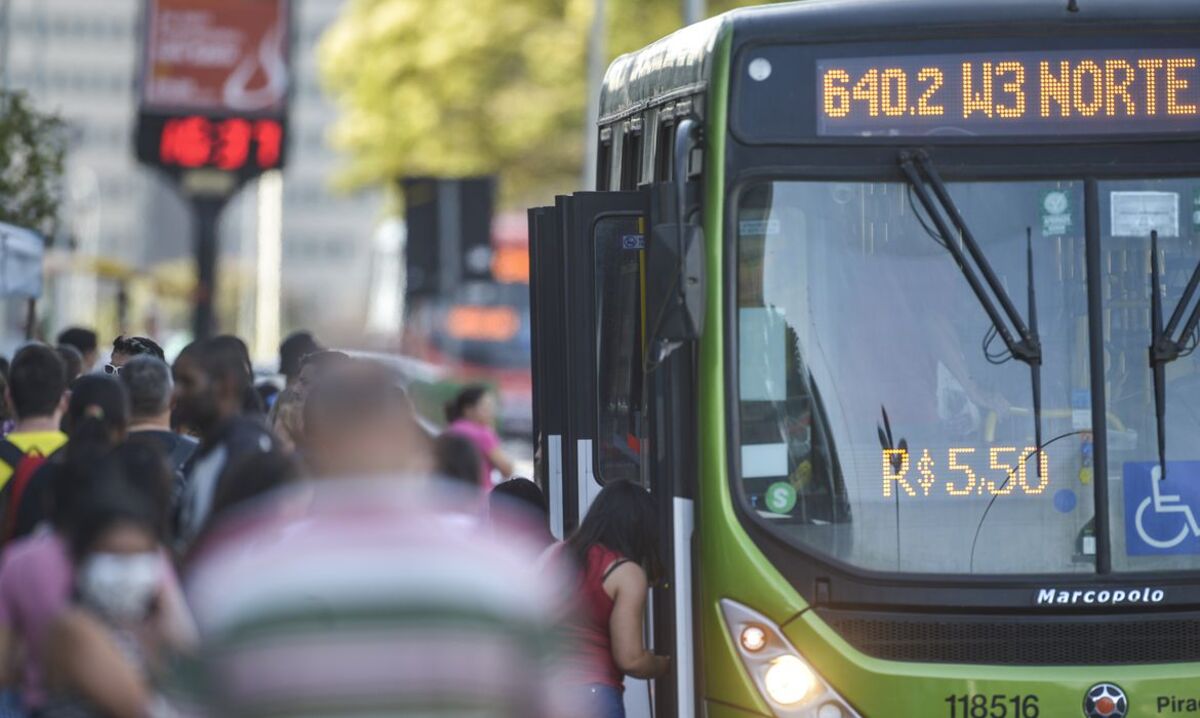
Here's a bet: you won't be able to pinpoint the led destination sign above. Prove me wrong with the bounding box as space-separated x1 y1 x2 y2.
817 49 1200 137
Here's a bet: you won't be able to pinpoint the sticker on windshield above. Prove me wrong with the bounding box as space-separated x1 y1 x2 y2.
1110 191 1179 238
1040 189 1073 237
739 219 780 236
764 481 797 514
1122 462 1200 555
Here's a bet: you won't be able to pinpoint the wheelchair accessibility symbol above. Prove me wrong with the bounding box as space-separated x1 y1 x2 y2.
1123 462 1200 555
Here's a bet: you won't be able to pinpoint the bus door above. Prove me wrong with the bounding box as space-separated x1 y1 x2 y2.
530 190 664 717
528 202 570 539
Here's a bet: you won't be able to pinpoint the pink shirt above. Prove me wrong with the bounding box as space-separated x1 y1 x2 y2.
446 419 501 488
0 530 72 708
0 530 190 710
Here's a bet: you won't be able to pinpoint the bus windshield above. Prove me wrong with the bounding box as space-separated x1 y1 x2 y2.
735 178 1200 575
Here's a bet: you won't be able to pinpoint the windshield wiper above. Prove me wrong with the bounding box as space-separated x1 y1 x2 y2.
1148 229 1200 479
899 151 1044 466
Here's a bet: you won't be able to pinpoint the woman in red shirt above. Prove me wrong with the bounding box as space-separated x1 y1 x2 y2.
561 480 670 718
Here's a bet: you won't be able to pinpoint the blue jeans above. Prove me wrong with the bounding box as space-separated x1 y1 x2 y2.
582 684 625 718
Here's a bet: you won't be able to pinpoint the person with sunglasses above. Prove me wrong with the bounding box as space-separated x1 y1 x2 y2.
106 337 165 377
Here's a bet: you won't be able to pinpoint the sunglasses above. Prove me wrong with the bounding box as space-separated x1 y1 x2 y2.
104 364 123 376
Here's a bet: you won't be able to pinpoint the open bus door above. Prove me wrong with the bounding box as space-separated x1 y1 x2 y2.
528 187 698 718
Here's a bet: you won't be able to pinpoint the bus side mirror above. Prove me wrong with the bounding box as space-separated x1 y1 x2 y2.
647 222 706 343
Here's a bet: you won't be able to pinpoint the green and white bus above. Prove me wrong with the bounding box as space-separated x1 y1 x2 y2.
527 1 1200 716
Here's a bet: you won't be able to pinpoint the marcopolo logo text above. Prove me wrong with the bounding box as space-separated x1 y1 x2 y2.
1035 587 1165 606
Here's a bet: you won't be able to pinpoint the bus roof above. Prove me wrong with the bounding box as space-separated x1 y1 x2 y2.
598 0 1200 126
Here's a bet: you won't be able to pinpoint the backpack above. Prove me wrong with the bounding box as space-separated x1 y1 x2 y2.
0 440 47 545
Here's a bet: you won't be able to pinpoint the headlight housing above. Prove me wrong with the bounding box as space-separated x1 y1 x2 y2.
720 599 862 718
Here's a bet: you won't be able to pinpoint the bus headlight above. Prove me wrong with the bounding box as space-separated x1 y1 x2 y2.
720 599 862 718
764 655 816 704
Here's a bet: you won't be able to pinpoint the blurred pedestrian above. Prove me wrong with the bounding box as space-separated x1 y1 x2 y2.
560 480 670 716
10 374 130 542
55 345 84 384
119 356 197 475
278 331 320 389
267 350 349 454
490 477 553 548
304 360 431 480
173 339 275 553
0 345 69 499
434 432 483 488
42 478 190 718
210 335 265 419
56 328 98 373
0 409 189 715
183 478 575 717
107 335 166 373
443 385 514 488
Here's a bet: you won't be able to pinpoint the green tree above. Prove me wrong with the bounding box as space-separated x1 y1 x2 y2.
318 0 772 208
0 91 68 238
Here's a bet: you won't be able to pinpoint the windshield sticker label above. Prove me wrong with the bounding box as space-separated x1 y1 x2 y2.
1035 586 1165 607
1110 191 1179 238
1041 190 1073 237
739 219 780 236
1122 461 1200 555
621 234 645 250
764 481 797 514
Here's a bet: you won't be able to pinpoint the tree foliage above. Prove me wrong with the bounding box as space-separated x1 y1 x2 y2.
318 0 773 207
0 91 68 239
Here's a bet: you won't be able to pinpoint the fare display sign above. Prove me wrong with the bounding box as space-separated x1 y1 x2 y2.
135 0 290 186
816 49 1200 138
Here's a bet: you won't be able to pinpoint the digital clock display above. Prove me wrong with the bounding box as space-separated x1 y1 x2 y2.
817 49 1200 137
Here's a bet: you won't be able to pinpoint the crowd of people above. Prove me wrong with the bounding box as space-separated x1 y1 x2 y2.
0 327 668 718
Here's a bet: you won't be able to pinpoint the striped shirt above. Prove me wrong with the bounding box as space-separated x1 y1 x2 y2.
177 478 579 717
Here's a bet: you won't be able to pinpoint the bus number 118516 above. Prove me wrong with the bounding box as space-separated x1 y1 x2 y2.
945 694 1040 718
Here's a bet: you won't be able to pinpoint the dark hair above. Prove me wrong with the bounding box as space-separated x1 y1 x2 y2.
57 327 97 356
565 480 660 580
279 331 320 381
119 356 173 419
66 476 160 562
9 344 67 419
434 432 482 487
56 344 83 382
444 384 490 424
189 337 252 400
64 375 131 444
0 356 11 381
491 478 548 516
111 439 174 537
112 335 165 361
211 451 301 522
211 335 253 377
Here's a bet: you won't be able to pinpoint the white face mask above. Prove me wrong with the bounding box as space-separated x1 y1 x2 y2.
79 552 161 621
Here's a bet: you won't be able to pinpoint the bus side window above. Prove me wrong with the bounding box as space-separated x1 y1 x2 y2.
619 121 644 191
597 128 613 191
594 215 646 486
654 120 675 182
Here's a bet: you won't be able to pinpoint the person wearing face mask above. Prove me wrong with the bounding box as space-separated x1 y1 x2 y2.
42 480 183 718
0 434 191 716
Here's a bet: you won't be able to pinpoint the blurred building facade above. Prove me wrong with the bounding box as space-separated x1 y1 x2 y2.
2 0 380 356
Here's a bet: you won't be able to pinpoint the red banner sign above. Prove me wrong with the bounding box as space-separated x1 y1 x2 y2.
142 0 289 115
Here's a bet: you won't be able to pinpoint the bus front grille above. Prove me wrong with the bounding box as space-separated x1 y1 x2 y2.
815 608 1200 665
